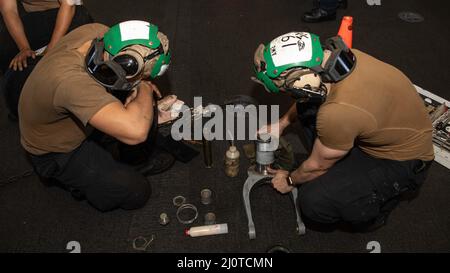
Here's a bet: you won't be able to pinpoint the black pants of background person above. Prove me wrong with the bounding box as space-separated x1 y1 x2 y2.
295 101 432 228
0 5 92 118
313 0 339 13
2 56 41 119
0 5 93 73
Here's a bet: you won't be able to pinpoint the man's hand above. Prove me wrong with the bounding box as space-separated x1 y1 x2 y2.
125 80 160 107
142 81 162 98
257 120 287 139
9 48 35 71
257 103 295 139
139 81 182 124
267 167 294 194
2 0 35 71
157 95 179 124
124 89 138 107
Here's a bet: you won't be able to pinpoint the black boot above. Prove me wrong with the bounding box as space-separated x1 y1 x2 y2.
338 0 348 9
302 8 336 23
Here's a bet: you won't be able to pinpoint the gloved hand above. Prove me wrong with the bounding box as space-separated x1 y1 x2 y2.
157 95 184 124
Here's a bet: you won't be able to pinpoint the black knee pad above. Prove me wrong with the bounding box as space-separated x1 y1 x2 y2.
339 196 380 224
299 189 321 220
298 184 337 224
85 170 151 212
120 173 152 210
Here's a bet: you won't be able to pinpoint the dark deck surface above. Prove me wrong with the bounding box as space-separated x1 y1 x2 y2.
0 0 449 252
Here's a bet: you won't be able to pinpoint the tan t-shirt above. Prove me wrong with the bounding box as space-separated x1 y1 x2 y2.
21 0 60 12
316 49 434 161
19 23 119 155
21 0 81 12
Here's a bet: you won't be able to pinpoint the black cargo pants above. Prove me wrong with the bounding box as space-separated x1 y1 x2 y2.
295 101 432 225
29 140 152 212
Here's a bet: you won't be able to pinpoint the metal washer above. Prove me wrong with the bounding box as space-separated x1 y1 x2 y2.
172 195 186 207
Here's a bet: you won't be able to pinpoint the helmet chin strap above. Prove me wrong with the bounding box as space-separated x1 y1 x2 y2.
285 83 328 104
282 69 328 104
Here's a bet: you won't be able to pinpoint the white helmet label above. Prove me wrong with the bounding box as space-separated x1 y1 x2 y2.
157 64 170 76
119 20 150 41
270 32 313 67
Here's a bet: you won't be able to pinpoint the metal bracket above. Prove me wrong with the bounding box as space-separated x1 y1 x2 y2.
243 166 306 239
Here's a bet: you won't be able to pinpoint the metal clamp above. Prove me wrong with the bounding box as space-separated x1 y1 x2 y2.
132 235 154 251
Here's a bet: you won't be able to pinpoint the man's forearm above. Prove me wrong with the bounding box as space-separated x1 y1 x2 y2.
280 103 298 128
126 83 154 132
290 159 328 185
47 3 75 49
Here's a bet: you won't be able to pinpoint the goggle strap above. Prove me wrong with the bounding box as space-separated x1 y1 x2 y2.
143 44 164 62
92 39 106 66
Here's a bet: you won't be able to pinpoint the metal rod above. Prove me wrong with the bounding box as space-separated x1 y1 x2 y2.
202 137 213 168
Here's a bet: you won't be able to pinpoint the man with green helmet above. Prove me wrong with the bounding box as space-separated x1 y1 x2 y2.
253 32 434 230
19 20 178 211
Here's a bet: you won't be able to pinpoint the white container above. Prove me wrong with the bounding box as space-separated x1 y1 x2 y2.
185 223 228 237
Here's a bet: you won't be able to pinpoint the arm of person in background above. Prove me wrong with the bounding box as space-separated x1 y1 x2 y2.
269 138 350 193
0 0 35 71
44 0 76 53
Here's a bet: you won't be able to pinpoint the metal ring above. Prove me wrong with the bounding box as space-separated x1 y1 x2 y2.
173 195 186 207
176 203 198 225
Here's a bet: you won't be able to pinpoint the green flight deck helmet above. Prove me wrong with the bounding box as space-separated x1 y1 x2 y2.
253 32 324 94
86 20 171 90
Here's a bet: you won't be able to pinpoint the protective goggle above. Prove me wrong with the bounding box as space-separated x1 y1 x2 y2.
319 36 356 83
86 39 170 90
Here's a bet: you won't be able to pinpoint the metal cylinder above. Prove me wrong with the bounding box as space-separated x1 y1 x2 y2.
255 133 275 174
204 212 216 225
201 189 212 205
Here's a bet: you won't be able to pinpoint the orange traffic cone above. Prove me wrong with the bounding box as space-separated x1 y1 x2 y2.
337 16 353 48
